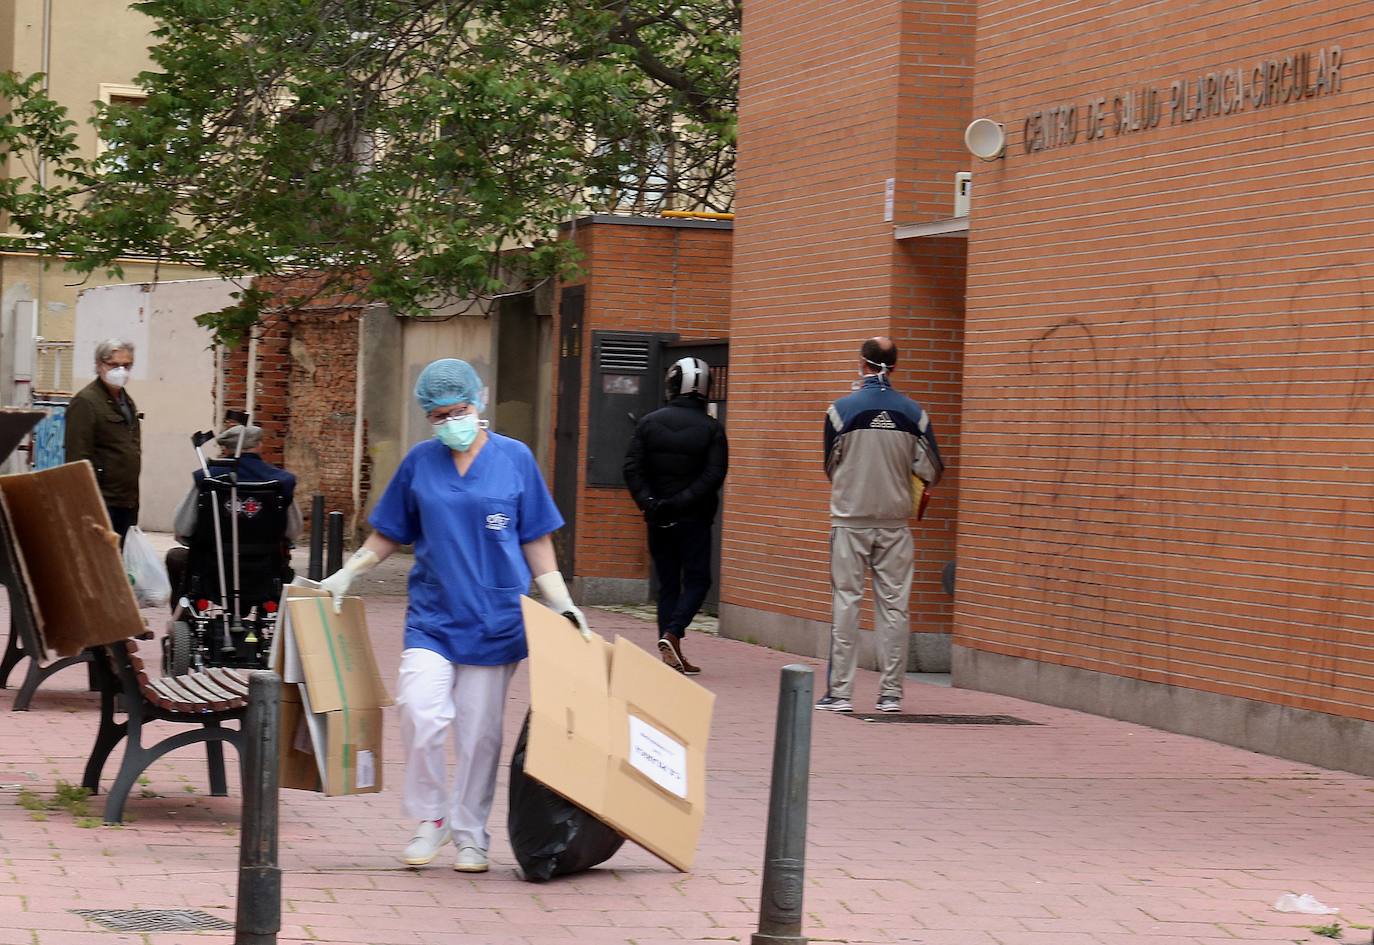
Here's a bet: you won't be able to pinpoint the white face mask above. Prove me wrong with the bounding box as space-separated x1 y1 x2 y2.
103 366 131 388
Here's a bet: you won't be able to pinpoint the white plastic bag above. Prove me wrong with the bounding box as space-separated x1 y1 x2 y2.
123 526 171 608
1273 892 1339 915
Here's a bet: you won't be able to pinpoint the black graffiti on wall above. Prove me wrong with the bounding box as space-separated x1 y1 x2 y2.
985 262 1374 698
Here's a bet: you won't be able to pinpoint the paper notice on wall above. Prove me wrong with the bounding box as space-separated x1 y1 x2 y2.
627 715 689 800
883 177 895 222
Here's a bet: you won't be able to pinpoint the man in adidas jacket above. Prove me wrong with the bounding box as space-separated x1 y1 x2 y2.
815 336 943 715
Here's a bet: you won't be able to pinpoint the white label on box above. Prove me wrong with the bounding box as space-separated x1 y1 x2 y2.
355 750 376 790
627 715 688 800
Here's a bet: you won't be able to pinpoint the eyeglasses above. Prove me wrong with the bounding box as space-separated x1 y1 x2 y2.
427 405 474 425
102 359 134 369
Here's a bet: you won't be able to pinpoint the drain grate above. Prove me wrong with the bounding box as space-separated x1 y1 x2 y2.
72 909 235 932
847 713 1038 725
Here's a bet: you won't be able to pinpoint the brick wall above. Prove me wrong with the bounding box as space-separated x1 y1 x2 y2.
221 315 290 464
283 310 364 529
552 218 732 584
219 274 371 535
962 4 1374 717
724 0 972 643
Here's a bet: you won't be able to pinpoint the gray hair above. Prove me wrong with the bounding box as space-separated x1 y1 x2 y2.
94 338 135 367
216 424 263 451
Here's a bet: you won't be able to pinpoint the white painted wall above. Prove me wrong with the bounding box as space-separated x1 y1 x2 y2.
74 279 238 530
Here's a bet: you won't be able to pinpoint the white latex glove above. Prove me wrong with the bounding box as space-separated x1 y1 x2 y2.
533 571 590 640
320 547 380 614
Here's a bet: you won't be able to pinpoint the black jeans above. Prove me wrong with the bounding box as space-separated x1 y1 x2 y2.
647 519 713 639
107 506 137 549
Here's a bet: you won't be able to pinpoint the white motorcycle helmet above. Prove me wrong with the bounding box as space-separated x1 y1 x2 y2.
665 357 710 400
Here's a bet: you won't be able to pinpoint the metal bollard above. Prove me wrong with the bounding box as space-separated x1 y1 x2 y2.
235 671 282 945
752 665 813 945
307 494 325 581
325 511 344 576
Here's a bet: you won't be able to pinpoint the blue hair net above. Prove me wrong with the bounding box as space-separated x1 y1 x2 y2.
415 358 485 413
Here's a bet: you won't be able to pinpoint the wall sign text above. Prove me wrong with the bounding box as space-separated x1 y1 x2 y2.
1023 45 1344 154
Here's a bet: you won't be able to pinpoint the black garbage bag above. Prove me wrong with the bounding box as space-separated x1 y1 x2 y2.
508 712 625 882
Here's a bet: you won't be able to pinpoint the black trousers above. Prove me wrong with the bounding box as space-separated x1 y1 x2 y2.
107 506 137 549
165 546 189 609
648 519 713 640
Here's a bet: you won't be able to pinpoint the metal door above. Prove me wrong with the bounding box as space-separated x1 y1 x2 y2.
586 331 678 487
551 287 584 577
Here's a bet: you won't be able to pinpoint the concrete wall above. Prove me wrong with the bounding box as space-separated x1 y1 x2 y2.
398 303 497 452
73 279 233 530
959 2 1374 753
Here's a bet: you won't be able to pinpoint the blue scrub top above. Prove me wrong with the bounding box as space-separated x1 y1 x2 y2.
368 433 564 665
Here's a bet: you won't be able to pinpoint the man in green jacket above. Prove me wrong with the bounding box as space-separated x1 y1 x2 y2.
64 339 141 545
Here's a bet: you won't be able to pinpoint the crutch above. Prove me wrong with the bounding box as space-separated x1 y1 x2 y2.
223 408 252 653
191 430 234 653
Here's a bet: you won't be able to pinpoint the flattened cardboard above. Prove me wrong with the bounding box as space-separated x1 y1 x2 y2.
523 597 614 813
0 494 48 659
0 409 45 465
285 597 390 713
605 637 714 870
278 685 323 793
521 597 714 872
0 462 143 656
276 590 392 796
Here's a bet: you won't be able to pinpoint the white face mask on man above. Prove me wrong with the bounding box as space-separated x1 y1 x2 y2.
103 366 132 389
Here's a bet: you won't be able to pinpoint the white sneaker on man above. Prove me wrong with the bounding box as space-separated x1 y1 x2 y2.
453 844 489 873
402 820 451 866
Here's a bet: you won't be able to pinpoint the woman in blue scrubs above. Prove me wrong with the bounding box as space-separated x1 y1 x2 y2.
320 358 588 873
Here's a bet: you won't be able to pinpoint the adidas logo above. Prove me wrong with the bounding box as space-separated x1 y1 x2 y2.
871 411 896 429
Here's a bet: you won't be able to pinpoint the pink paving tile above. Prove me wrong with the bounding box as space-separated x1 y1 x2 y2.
0 597 1372 945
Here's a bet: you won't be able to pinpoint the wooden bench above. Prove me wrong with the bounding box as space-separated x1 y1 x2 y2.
0 449 253 823
82 639 249 824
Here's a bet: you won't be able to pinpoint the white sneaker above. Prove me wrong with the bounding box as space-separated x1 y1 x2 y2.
453 844 489 873
402 820 451 866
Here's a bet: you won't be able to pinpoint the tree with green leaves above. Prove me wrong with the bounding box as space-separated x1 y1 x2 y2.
0 0 738 343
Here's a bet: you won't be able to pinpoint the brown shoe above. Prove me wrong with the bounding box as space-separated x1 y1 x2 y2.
657 636 700 676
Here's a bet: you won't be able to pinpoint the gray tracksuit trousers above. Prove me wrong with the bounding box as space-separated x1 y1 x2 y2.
827 525 913 702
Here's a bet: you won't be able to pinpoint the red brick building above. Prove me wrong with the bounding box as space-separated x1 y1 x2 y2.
722 0 1374 775
721 0 973 670
954 5 1374 771
549 216 733 604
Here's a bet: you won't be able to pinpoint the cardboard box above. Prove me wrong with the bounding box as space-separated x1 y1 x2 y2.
521 597 715 872
0 460 143 657
274 586 392 796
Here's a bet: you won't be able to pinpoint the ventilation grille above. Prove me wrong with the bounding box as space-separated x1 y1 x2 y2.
72 909 235 932
598 337 651 373
35 341 75 397
847 713 1038 725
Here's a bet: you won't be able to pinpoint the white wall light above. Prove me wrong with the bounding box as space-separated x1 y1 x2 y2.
964 119 1006 161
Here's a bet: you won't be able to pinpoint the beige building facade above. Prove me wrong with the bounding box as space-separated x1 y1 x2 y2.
0 1 207 400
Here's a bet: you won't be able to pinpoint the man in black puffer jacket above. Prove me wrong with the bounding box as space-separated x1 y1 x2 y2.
623 357 728 675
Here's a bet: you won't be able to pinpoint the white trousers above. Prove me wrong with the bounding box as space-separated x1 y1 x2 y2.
396 647 517 851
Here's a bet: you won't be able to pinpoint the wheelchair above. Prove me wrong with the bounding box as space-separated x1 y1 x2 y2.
163 476 293 676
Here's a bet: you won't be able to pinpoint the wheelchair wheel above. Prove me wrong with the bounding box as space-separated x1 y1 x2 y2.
165 620 195 677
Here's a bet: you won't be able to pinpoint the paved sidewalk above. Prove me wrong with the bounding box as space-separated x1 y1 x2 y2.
0 594 1372 945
